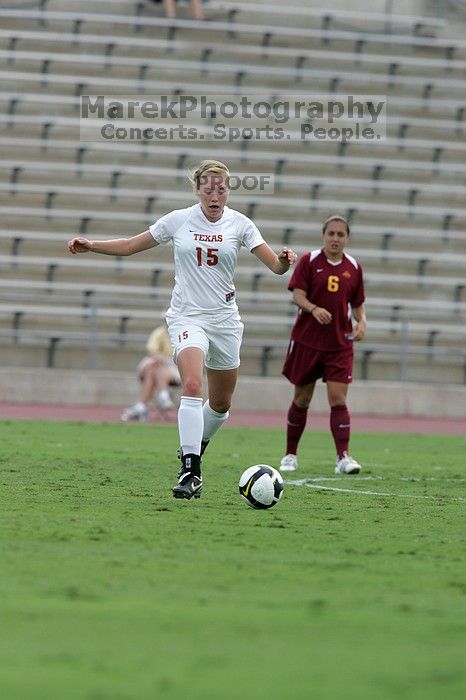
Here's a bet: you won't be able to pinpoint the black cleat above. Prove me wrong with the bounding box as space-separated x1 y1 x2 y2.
173 453 202 499
177 441 209 477
172 472 203 499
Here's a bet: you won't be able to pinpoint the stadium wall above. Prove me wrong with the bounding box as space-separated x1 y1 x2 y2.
0 368 464 419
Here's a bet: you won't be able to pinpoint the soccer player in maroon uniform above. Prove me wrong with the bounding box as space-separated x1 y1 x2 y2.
279 215 367 475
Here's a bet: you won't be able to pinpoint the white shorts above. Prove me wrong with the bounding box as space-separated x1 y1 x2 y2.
167 315 244 370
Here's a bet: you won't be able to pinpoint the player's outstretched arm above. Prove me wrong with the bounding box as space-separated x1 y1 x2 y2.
252 243 297 274
68 230 157 256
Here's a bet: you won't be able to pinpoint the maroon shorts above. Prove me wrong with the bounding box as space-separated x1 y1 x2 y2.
282 340 354 386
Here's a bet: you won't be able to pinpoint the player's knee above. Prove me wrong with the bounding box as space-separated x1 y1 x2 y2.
210 399 231 414
182 376 203 396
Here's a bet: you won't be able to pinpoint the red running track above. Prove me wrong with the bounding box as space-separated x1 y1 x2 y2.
0 402 464 435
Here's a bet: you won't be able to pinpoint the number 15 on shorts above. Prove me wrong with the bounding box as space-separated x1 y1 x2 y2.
178 330 188 342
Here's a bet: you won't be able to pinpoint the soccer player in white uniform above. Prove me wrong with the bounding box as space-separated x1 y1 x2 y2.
68 159 297 500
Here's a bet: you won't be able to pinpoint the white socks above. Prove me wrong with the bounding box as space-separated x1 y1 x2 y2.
202 400 229 441
178 398 230 455
178 396 203 455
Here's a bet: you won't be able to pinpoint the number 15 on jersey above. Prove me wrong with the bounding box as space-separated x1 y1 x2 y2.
196 247 219 267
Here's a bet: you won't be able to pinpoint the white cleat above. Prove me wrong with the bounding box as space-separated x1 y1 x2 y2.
335 453 361 475
279 454 298 472
120 404 148 423
155 395 175 411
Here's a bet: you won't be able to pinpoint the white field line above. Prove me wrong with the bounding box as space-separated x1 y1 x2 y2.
284 478 466 501
288 475 466 483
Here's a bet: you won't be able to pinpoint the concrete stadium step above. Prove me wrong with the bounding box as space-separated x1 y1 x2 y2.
2 134 465 184
2 188 465 232
2 219 465 258
2 26 465 79
0 200 459 236
1 162 464 214
2 6 464 60
2 60 465 108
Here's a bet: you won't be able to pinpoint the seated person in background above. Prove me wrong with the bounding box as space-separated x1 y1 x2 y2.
121 323 181 422
149 0 204 21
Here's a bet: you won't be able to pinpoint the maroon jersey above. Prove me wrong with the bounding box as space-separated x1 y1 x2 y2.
288 249 365 351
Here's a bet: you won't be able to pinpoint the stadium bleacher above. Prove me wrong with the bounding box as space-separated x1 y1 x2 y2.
0 0 465 383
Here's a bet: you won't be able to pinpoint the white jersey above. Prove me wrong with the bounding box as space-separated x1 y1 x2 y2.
149 203 265 321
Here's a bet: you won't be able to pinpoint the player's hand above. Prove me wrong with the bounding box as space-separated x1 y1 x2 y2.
68 237 92 254
352 320 366 341
278 247 298 266
312 307 332 325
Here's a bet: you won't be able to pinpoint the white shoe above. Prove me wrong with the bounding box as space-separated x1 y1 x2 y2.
155 393 175 411
335 453 361 475
120 404 148 422
279 454 298 472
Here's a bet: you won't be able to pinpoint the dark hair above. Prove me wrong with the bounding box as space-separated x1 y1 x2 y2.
322 215 350 236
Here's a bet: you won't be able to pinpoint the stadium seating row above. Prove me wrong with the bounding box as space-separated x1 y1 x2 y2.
1 293 464 351
3 49 466 104
2 183 465 234
1 252 465 306
62 0 447 37
2 220 465 260
2 6 466 61
1 65 465 121
2 159 465 213
2 134 466 186
2 27 466 79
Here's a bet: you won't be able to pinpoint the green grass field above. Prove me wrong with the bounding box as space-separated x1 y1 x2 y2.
0 419 465 700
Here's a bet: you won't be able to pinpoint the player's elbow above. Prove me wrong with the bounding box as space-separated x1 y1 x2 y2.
120 239 140 256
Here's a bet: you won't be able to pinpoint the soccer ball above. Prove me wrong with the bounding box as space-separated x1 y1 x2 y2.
238 464 284 509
